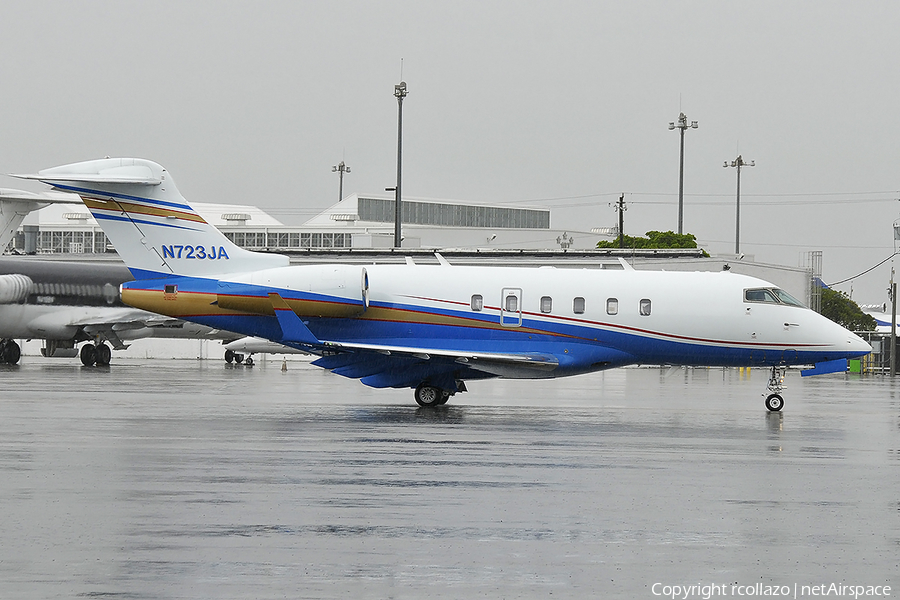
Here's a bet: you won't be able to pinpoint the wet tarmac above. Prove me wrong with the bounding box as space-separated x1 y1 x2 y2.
0 359 897 599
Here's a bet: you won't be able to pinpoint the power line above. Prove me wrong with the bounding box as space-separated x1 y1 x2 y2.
827 252 898 286
502 189 899 205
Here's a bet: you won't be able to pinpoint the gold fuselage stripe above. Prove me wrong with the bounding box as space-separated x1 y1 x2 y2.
82 196 208 224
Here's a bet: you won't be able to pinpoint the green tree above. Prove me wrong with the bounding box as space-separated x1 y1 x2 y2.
820 288 876 331
597 230 703 251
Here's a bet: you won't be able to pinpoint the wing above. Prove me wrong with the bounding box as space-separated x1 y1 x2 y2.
309 344 559 391
72 308 230 349
269 291 560 390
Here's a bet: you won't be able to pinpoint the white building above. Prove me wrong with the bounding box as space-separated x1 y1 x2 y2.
12 193 608 254
7 195 820 307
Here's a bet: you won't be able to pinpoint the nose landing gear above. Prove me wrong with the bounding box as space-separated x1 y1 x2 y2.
764 365 786 412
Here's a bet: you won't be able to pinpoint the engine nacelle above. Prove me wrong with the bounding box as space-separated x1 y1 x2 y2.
217 265 369 318
0 274 33 304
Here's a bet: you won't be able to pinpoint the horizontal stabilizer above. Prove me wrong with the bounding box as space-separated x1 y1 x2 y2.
13 163 163 185
14 158 289 279
801 358 848 377
0 188 83 204
269 293 320 346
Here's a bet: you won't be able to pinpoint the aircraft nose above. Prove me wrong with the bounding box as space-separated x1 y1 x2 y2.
846 332 872 357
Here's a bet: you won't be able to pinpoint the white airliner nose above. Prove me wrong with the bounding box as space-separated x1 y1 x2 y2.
846 332 872 357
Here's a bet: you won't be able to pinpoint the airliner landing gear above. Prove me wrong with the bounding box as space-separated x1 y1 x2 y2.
414 381 463 407
414 383 450 407
764 366 786 412
224 350 253 366
80 342 111 367
95 343 111 366
80 344 95 366
0 339 21 365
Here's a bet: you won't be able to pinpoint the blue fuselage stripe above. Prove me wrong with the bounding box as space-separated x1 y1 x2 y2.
93 212 199 231
46 182 193 211
122 276 856 369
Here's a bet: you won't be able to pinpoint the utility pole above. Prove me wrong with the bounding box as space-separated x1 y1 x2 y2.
669 113 698 235
724 155 755 254
332 161 350 202
393 81 408 248
615 193 626 248
892 280 897 377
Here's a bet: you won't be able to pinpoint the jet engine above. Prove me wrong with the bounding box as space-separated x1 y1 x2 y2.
217 265 369 318
0 274 33 304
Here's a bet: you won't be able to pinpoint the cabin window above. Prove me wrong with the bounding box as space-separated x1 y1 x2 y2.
541 296 552 313
607 298 618 315
506 294 518 312
164 284 177 295
640 298 651 316
573 297 585 314
471 294 483 311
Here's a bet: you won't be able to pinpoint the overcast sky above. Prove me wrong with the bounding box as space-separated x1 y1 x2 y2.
1 1 899 302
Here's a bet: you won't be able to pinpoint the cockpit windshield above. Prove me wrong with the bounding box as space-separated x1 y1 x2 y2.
772 288 805 307
744 287 805 307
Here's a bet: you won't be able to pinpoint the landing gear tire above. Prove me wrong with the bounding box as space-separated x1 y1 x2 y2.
1 340 21 365
80 344 97 367
235 353 245 365
245 356 254 367
765 394 784 412
436 390 451 405
415 383 443 407
224 349 235 364
95 343 111 366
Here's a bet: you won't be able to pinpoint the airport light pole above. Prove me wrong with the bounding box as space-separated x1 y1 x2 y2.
393 81 408 248
892 281 897 377
615 193 626 248
724 155 755 255
669 112 698 235
332 161 350 202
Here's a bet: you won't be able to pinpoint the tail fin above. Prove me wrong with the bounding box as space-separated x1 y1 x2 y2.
13 158 288 279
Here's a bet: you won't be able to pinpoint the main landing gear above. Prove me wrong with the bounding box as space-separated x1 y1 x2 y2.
224 349 254 366
764 365 786 412
80 342 112 367
414 381 467 407
0 339 21 365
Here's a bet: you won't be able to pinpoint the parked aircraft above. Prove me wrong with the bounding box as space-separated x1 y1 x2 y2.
0 256 237 366
860 304 898 333
0 188 82 250
17 158 871 409
223 336 307 365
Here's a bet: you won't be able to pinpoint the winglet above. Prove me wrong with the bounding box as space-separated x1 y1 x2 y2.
268 293 320 345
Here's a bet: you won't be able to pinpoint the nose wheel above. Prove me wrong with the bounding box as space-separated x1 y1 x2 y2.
764 366 786 412
765 393 784 412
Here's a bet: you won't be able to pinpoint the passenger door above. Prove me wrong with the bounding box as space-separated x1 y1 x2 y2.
500 287 522 327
